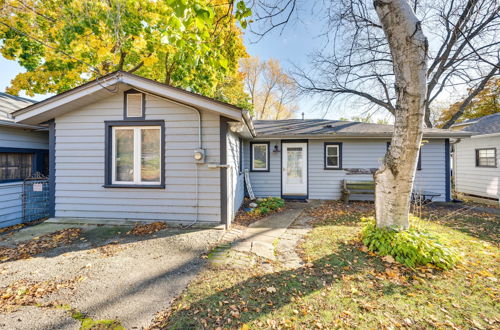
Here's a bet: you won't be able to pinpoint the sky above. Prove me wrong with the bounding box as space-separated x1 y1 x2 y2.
0 5 419 122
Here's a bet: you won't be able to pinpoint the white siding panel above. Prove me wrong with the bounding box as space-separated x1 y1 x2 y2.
55 93 221 223
454 136 500 200
245 139 448 202
243 140 281 197
227 131 244 225
0 182 23 228
0 126 48 149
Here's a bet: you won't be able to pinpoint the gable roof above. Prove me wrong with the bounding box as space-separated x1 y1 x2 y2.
0 93 44 130
452 113 500 135
254 119 473 138
13 71 253 132
0 92 36 119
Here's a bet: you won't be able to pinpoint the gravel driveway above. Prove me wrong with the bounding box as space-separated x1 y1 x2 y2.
0 223 222 329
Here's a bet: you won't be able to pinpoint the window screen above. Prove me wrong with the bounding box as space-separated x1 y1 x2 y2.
0 153 33 181
127 93 143 118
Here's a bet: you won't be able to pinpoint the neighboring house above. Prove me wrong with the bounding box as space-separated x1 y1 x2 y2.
452 113 500 204
11 71 471 228
0 93 49 228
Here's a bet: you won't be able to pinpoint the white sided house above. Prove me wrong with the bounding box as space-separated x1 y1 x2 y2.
452 114 500 204
11 71 472 228
0 93 49 228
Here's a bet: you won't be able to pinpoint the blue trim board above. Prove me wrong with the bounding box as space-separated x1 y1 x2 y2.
48 120 56 217
445 139 451 202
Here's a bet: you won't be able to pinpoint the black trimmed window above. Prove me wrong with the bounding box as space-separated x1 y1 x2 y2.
476 148 496 167
124 90 145 120
387 142 421 170
0 148 49 183
324 142 342 169
104 121 165 188
250 142 270 172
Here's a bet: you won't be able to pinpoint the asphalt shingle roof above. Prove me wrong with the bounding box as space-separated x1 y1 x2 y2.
0 92 36 120
254 119 472 138
458 113 500 134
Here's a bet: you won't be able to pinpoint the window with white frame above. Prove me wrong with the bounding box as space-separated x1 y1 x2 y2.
476 148 497 167
324 143 341 169
126 93 143 118
251 142 269 171
112 126 161 185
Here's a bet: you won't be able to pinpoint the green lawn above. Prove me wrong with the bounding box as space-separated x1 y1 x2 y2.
151 202 499 329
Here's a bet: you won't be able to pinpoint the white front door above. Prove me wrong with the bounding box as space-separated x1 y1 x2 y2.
282 143 308 196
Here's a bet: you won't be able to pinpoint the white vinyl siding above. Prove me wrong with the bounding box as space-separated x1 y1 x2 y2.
454 136 500 201
227 131 244 225
54 93 221 223
0 126 48 149
244 140 281 197
245 139 448 201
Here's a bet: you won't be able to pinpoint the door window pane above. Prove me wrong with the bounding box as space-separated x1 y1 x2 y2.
141 128 161 182
287 147 303 184
115 129 134 182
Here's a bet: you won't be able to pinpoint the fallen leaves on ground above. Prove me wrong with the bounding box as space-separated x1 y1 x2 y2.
95 241 123 257
0 278 81 312
150 201 499 329
127 222 166 236
0 228 82 262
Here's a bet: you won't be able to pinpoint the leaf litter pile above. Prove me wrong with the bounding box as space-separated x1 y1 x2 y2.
0 277 83 313
151 201 499 329
0 228 82 262
127 222 167 236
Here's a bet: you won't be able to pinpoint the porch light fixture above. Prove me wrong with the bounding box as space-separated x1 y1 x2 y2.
273 144 280 153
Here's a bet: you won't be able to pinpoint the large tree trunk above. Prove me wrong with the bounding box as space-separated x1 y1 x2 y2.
373 0 428 230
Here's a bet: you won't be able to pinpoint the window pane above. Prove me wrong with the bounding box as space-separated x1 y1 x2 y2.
115 129 134 182
327 146 338 156
141 128 161 182
287 147 303 184
253 144 267 169
0 153 32 181
327 156 338 167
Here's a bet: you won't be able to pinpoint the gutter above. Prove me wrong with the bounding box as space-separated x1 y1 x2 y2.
471 132 500 139
251 132 475 139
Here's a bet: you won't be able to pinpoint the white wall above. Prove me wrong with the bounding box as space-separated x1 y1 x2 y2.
226 130 244 225
244 139 449 201
0 126 48 149
454 135 500 200
54 93 222 223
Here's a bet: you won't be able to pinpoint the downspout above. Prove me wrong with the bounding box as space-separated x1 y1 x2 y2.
129 88 202 227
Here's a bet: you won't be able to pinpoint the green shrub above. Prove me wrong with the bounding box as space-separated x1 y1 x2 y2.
360 217 459 270
257 197 285 211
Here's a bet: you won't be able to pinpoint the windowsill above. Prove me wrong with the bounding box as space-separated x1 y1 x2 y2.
324 167 342 170
103 184 165 189
475 165 497 168
250 169 270 172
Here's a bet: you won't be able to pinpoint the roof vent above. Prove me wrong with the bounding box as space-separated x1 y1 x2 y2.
325 124 333 128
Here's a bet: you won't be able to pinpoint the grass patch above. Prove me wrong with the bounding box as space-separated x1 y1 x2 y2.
151 201 499 329
71 309 124 330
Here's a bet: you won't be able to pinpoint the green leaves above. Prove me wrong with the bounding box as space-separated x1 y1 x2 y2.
0 0 250 107
360 217 459 270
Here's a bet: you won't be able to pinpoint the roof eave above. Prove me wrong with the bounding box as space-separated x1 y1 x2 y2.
13 71 244 124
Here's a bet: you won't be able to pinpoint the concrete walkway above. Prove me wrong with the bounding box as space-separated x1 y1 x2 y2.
209 201 323 272
232 202 308 260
